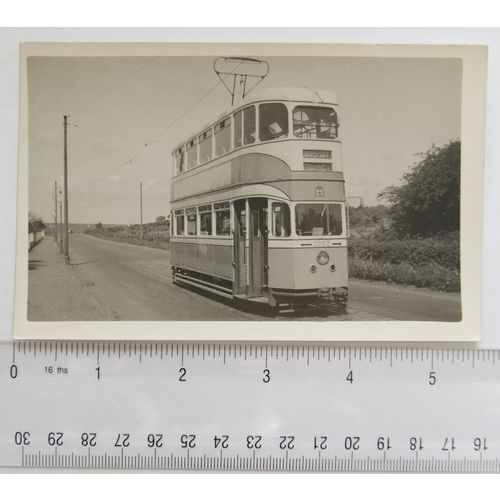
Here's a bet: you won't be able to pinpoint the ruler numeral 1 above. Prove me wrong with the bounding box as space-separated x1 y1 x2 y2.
96 366 100 380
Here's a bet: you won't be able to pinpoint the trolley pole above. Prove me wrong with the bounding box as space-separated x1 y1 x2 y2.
140 181 143 241
63 115 70 264
54 180 58 243
59 201 63 253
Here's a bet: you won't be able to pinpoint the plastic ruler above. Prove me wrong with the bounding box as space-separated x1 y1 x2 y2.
0 341 499 472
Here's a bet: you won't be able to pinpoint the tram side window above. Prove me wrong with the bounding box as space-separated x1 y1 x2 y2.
215 202 231 236
259 103 288 142
175 148 185 174
199 205 213 236
198 128 213 164
272 203 291 237
175 210 185 235
215 118 231 157
295 203 343 236
186 209 197 236
234 110 243 148
186 139 197 169
243 106 256 145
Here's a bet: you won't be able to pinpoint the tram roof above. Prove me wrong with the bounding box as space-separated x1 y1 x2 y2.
243 86 338 106
177 86 338 149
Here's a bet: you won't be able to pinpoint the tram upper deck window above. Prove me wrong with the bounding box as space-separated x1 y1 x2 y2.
198 128 213 164
234 110 243 148
293 106 338 139
186 138 197 169
215 118 231 157
199 205 213 236
259 103 288 142
174 210 185 235
175 148 185 174
215 202 231 236
234 106 256 148
243 106 256 145
272 203 291 237
186 208 197 236
295 203 342 236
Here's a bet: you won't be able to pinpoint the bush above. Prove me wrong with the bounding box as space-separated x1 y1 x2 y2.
348 232 460 271
349 255 460 292
348 232 460 292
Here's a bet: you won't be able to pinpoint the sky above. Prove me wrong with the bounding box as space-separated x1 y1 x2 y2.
28 55 462 224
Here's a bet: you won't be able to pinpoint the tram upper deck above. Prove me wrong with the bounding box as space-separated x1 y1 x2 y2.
170 87 344 205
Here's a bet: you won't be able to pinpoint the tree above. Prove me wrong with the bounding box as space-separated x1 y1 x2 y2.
28 211 46 233
155 215 167 224
378 140 460 236
95 222 104 231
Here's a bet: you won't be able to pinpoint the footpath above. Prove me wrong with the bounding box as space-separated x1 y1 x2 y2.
28 239 105 321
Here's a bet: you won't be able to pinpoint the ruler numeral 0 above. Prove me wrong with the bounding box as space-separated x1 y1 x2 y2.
10 364 18 379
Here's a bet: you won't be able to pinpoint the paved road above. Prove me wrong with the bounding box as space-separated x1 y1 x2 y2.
30 234 461 322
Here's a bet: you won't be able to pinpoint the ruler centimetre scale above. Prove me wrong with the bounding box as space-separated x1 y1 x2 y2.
1 341 499 472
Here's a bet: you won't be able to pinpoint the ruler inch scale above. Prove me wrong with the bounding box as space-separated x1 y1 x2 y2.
1 341 499 472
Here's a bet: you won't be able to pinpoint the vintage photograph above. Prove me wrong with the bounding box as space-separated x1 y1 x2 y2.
15 43 486 340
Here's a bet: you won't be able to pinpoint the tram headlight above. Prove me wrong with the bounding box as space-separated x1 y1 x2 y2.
316 251 330 266
310 265 317 273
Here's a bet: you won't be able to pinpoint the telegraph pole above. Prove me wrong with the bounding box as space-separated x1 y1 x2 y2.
139 181 143 240
54 181 58 243
59 201 63 253
63 115 70 263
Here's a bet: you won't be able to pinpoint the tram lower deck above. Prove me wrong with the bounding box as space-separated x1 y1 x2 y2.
171 195 349 310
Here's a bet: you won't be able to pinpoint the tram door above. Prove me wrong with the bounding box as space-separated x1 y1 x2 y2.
248 198 268 297
233 200 247 295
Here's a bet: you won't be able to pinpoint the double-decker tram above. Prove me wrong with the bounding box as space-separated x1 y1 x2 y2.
170 86 349 311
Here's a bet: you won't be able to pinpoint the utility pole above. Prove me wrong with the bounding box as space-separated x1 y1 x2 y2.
59 201 63 253
63 115 70 264
139 181 143 240
54 180 58 243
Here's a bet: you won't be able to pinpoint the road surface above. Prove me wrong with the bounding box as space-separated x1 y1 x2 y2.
28 234 461 322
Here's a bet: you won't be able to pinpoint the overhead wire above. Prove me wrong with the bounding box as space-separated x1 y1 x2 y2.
68 122 161 145
123 59 246 167
68 57 160 117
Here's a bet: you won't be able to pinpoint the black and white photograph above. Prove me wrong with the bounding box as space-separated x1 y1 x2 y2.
14 43 486 340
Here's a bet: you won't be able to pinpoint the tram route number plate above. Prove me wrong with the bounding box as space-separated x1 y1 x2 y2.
1 342 499 472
